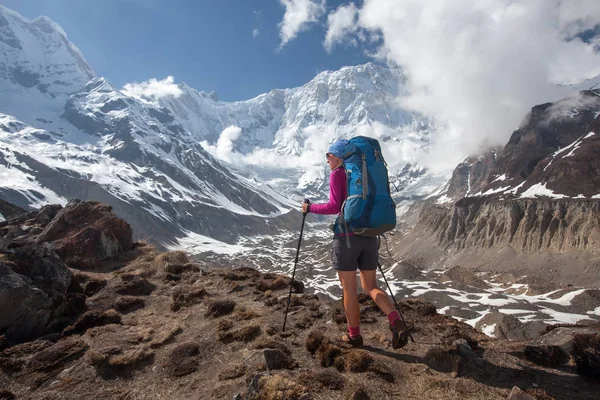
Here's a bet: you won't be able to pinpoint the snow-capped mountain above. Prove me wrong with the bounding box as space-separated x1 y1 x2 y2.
432 89 600 204
0 5 443 247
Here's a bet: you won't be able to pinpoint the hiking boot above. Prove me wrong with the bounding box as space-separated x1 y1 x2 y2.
341 332 364 347
390 319 411 349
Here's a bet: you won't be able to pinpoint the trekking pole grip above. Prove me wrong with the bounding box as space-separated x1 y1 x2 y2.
303 199 310 215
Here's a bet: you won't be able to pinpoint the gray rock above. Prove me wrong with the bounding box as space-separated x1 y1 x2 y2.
475 312 527 341
263 348 294 370
532 327 600 353
0 243 74 342
507 386 535 400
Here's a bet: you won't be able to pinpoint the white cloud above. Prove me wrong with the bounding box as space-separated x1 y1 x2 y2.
324 3 358 53
122 76 183 103
201 126 242 164
325 0 600 169
278 0 326 49
253 28 260 38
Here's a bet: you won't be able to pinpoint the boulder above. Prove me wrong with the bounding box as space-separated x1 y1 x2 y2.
0 242 79 342
507 386 535 400
532 327 600 354
475 312 526 341
35 200 133 268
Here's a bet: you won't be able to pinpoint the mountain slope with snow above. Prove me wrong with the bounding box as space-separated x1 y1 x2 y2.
0 5 443 247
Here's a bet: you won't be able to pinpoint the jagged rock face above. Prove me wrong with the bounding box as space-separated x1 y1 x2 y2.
500 91 599 181
0 198 25 221
0 199 138 342
528 115 600 197
421 198 600 253
475 90 600 198
446 149 501 200
35 200 133 267
0 242 80 342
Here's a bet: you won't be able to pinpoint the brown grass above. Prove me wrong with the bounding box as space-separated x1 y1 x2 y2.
297 370 345 390
345 350 374 373
27 339 88 372
114 296 145 313
306 331 325 354
171 285 208 311
256 374 309 400
316 341 342 368
164 343 199 377
87 346 154 378
62 309 122 336
252 339 291 355
149 326 182 349
153 251 189 272
218 364 246 380
424 347 461 374
205 300 236 318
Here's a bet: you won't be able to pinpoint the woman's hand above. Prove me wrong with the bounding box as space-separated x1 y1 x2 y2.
301 202 310 214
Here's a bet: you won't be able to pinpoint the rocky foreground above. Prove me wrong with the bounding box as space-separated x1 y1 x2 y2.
1 201 600 399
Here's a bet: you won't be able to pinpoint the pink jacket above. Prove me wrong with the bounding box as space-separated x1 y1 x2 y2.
310 167 346 215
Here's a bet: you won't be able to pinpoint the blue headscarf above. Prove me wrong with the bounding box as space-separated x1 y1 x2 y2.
327 139 348 159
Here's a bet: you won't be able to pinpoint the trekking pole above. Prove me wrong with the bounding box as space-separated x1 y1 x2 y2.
377 261 415 343
283 199 310 332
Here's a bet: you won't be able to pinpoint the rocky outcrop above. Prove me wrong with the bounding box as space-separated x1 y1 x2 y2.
1 199 133 268
35 200 133 268
0 242 83 342
0 198 25 221
0 199 136 343
421 198 600 253
446 148 501 200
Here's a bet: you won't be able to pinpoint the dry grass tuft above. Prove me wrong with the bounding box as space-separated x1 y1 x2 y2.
252 339 291 355
62 309 122 336
298 369 345 390
316 340 342 368
424 347 461 373
205 300 236 318
345 350 374 373
149 326 182 349
305 331 325 354
171 285 207 311
87 346 154 378
114 296 145 313
218 364 246 380
164 342 199 377
153 251 189 272
256 374 309 400
27 339 88 372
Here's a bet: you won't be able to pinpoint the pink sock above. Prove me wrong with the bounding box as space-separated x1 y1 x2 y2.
348 325 361 338
387 311 400 325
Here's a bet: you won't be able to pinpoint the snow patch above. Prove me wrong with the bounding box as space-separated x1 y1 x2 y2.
167 230 247 255
481 324 497 338
435 195 453 205
492 174 507 183
0 213 5 222
520 183 566 199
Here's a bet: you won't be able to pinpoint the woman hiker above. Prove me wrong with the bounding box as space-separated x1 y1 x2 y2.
301 139 410 348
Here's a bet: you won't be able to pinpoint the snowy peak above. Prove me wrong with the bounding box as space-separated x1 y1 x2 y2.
440 90 600 202
0 5 95 97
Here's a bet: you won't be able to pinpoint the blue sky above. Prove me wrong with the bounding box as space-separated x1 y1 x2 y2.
4 0 373 101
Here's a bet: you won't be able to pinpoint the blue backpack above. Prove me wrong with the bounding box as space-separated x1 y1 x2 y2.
336 136 396 237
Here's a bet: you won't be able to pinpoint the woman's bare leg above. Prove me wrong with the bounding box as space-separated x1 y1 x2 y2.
337 270 360 327
359 269 394 315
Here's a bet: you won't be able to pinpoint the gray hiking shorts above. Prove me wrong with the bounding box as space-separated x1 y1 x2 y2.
331 235 378 272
